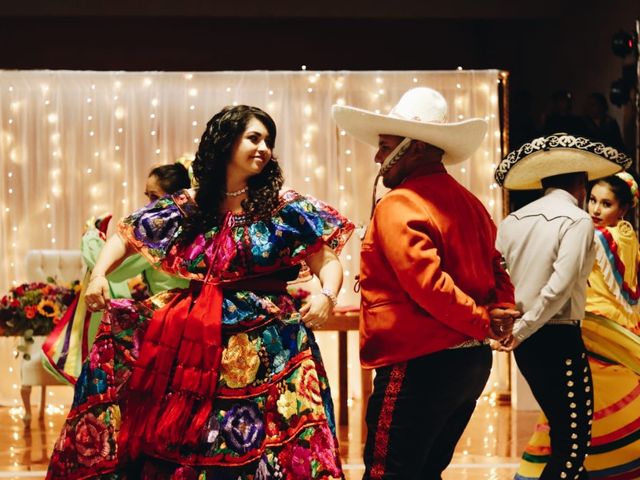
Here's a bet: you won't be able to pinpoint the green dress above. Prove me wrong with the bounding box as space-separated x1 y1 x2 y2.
41 224 188 385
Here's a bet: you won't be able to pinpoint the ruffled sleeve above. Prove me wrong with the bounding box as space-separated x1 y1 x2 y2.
264 190 354 260
588 221 640 322
117 189 354 281
212 190 354 280
117 190 194 275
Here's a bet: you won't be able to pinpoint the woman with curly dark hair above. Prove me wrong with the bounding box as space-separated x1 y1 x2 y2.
181 105 284 239
46 105 354 479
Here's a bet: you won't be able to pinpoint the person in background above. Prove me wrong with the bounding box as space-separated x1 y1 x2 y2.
42 163 191 384
515 171 640 479
494 133 632 480
583 92 626 152
541 90 587 137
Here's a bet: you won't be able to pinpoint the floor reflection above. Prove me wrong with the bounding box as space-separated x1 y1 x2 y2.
0 394 538 479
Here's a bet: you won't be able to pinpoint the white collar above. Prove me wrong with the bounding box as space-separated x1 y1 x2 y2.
543 187 579 206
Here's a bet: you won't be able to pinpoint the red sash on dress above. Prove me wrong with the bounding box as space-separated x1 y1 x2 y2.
118 214 233 458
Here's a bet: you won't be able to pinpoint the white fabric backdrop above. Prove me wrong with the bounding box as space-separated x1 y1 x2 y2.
0 69 505 408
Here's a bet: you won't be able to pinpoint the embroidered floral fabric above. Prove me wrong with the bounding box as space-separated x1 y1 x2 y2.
118 189 353 281
47 190 353 480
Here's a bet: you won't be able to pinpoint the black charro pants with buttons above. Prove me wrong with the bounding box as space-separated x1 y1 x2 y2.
514 324 594 480
362 345 492 480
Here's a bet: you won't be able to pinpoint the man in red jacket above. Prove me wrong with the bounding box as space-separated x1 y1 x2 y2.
332 87 519 479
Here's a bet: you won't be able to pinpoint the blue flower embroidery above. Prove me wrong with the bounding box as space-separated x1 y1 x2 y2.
88 368 107 395
249 223 274 264
72 366 89 406
281 325 300 355
263 326 284 356
134 203 182 252
221 402 265 454
272 350 290 374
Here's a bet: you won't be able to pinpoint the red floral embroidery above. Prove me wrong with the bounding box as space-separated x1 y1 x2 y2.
171 466 199 480
311 424 342 476
74 413 112 467
370 363 407 479
279 442 312 479
297 360 323 406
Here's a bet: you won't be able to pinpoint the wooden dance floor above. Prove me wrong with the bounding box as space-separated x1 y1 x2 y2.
0 395 537 479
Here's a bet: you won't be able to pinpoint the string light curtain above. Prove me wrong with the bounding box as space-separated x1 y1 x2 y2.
0 69 504 407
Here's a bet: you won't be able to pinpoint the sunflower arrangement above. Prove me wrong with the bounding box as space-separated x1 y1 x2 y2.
0 278 79 359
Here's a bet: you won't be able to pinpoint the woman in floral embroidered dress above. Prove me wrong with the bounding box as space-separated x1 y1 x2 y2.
46 105 354 480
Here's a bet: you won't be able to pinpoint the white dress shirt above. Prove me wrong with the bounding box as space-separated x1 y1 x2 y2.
496 188 596 342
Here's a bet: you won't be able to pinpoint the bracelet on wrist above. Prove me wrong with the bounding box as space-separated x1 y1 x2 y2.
320 287 338 307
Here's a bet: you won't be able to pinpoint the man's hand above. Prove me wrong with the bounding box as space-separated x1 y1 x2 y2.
487 307 520 340
493 334 520 352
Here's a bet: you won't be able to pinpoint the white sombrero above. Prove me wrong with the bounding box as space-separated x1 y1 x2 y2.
331 87 488 165
494 133 632 190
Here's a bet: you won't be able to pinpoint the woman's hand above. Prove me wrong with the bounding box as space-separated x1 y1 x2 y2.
300 293 332 329
302 245 343 329
84 275 111 312
83 233 132 312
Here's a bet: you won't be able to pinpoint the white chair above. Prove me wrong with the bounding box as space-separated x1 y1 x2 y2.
21 250 83 422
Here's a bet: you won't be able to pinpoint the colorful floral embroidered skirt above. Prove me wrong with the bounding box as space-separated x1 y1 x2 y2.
46 292 344 480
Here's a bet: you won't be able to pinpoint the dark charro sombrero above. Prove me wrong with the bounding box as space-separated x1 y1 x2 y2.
494 133 632 190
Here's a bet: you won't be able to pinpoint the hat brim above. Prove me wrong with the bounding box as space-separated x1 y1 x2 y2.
332 105 488 165
495 135 632 190
502 150 625 190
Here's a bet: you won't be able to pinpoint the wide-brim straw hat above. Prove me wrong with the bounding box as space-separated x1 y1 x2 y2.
494 133 632 190
331 87 487 165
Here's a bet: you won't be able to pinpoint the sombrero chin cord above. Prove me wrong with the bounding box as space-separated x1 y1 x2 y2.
371 172 382 219
371 138 412 218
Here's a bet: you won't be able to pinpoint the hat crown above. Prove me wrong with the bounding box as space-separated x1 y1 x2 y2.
388 87 449 124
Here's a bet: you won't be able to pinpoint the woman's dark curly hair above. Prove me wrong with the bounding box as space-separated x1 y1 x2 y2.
181 105 284 241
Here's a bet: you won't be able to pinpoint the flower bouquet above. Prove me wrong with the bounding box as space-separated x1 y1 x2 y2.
0 278 80 359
